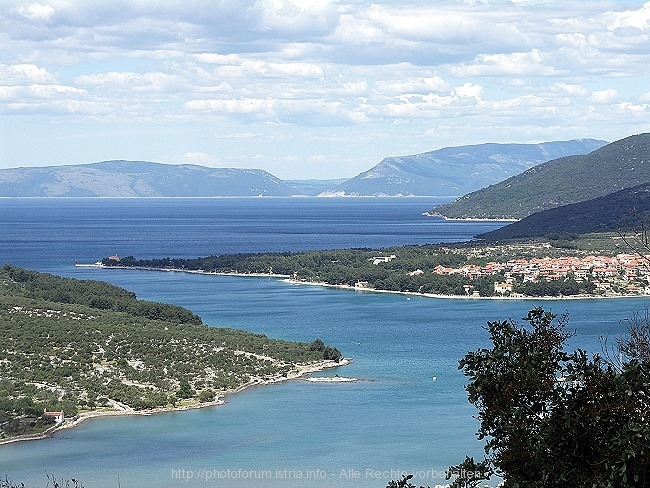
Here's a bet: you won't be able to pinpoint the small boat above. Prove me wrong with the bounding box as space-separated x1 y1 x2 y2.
432 374 437 382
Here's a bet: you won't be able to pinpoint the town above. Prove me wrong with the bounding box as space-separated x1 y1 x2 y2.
429 252 650 297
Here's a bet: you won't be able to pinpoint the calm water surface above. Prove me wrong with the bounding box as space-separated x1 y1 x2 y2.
0 199 642 487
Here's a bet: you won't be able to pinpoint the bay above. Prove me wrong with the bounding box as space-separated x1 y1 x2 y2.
0 198 640 488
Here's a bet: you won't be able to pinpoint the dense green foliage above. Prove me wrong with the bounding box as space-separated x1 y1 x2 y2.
512 277 596 297
103 246 498 295
0 265 342 440
104 241 612 298
3 265 202 325
478 182 650 241
432 133 650 219
447 307 650 488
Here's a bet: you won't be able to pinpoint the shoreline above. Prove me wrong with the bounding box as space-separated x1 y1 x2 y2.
74 263 291 279
284 279 648 301
421 211 519 222
76 263 650 301
0 358 350 446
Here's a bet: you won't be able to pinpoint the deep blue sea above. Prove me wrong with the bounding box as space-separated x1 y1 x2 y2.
0 198 643 488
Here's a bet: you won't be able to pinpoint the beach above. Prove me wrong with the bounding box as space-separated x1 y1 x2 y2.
283 279 646 301
75 263 646 301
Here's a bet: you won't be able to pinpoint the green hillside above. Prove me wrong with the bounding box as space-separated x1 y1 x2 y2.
477 182 650 241
0 265 342 440
431 133 650 219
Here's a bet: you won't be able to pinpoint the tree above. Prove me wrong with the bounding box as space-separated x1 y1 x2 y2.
176 378 195 400
617 308 650 364
447 307 650 488
385 474 429 488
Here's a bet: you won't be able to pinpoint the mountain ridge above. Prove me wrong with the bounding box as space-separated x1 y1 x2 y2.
0 160 297 197
432 133 650 219
320 139 606 197
0 138 607 198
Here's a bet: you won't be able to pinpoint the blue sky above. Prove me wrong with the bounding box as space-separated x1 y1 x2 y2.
1 0 649 179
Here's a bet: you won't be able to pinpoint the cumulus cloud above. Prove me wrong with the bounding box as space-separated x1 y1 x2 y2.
15 3 55 21
590 89 618 104
253 0 340 36
183 151 221 165
453 50 557 77
614 102 648 112
555 83 589 97
5 64 57 83
454 83 483 100
605 2 650 31
1 1 649 177
375 76 448 95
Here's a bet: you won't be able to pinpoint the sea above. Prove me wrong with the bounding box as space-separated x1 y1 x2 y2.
0 198 644 488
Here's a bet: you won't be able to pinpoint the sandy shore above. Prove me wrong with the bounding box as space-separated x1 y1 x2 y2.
77 263 645 301
0 358 350 446
421 211 519 222
74 262 291 279
283 279 646 301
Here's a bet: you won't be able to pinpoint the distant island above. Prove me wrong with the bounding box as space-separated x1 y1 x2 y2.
0 139 603 198
0 265 344 444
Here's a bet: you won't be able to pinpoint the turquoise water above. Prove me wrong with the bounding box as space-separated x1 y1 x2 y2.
0 199 642 487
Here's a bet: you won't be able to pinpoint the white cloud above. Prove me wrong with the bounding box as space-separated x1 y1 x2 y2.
2 1 650 178
75 72 140 85
216 59 324 79
590 89 618 104
454 50 556 77
183 152 220 165
6 99 113 115
254 0 339 35
193 53 242 65
16 3 55 21
6 64 57 83
605 2 650 31
555 83 589 97
185 98 273 115
375 76 448 96
614 102 648 112
453 83 483 100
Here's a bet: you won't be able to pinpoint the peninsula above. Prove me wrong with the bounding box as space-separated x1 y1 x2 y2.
97 234 650 299
0 265 344 444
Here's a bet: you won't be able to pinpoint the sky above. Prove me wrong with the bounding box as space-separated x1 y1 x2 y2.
1 1 649 180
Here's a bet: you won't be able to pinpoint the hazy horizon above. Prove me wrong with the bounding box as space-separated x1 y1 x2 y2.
0 136 611 182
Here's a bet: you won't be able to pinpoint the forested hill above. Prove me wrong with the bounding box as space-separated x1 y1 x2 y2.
0 265 342 441
477 182 650 241
431 133 650 219
2 265 203 325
